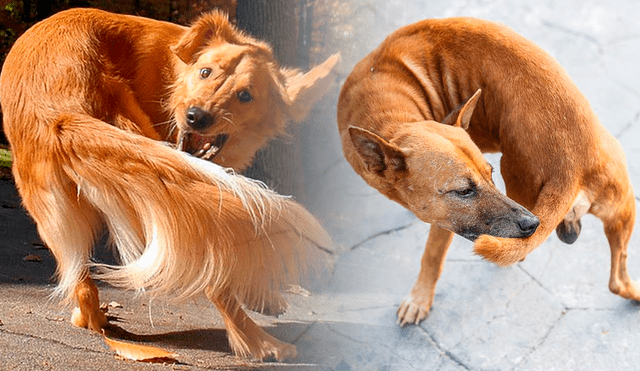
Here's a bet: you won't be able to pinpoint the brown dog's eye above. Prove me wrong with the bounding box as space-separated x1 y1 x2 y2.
454 188 476 198
237 90 253 103
200 68 212 79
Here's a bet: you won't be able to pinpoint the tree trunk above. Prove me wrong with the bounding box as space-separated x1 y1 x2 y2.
236 0 310 199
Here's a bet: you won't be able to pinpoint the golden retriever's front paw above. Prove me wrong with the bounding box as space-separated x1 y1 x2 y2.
473 235 525 267
70 306 108 332
269 342 297 362
396 294 431 327
227 324 297 362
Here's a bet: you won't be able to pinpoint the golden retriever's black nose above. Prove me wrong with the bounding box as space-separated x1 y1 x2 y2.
186 107 213 130
518 215 539 237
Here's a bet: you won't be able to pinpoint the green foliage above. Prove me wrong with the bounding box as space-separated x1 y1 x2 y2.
0 149 12 168
0 1 24 68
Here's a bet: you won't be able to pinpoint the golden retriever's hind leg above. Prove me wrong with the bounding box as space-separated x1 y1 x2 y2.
70 275 108 332
111 82 162 140
206 287 296 361
18 168 106 332
602 194 640 301
397 226 454 327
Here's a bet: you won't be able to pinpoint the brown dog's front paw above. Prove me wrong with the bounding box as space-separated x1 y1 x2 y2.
609 279 640 301
473 235 527 267
397 294 431 327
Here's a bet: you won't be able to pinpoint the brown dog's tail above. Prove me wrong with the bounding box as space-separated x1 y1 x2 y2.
53 114 332 314
473 179 579 266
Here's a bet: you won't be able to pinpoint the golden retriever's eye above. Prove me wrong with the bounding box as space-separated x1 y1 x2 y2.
237 90 253 103
200 68 212 79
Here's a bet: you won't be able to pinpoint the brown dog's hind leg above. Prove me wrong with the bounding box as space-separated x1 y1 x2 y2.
602 193 640 301
206 286 296 361
397 226 454 326
555 190 590 244
70 274 108 332
555 219 582 244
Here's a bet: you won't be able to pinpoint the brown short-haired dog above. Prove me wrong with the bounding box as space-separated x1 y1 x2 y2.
337 17 638 326
1 8 338 360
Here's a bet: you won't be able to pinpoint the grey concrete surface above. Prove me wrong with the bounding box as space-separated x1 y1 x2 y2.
2 1 640 370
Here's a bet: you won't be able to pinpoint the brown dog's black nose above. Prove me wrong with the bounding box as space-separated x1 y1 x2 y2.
518 215 539 237
186 107 213 130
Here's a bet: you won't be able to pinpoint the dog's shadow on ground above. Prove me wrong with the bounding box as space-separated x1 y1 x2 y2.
104 323 232 353
103 321 313 354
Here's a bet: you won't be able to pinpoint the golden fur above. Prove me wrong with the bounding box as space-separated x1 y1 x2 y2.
338 17 638 326
0 8 337 361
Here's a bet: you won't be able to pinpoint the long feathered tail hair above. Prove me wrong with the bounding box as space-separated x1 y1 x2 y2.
51 113 332 314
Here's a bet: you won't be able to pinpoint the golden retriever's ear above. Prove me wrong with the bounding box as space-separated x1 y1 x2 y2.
171 11 237 65
172 27 212 64
442 89 482 130
348 125 408 175
282 53 340 123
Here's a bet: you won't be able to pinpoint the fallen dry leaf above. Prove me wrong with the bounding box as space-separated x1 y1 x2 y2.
45 316 65 322
285 284 311 297
23 254 42 262
32 241 48 249
108 301 123 309
102 331 178 363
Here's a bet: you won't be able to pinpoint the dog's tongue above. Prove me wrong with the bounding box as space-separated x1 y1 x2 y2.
177 131 208 155
190 133 210 151
177 131 228 161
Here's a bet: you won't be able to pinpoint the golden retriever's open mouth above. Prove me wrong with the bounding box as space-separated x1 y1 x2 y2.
177 131 229 161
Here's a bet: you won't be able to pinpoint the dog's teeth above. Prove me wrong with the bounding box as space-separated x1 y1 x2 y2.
193 143 210 157
177 133 186 151
202 145 220 160
194 142 219 160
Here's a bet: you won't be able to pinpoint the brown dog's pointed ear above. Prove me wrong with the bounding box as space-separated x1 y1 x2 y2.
442 89 482 130
348 126 408 175
282 53 341 123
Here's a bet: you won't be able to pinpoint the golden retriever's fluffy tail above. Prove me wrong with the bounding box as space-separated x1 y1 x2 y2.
54 114 331 314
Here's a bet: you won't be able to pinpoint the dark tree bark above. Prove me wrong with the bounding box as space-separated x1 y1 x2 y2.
35 0 53 21
22 0 32 22
237 0 311 199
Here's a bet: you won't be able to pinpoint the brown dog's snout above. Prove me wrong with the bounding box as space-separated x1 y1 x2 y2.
517 214 539 237
186 107 214 130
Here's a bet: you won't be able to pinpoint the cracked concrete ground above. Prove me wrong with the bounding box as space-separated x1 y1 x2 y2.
2 1 640 370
